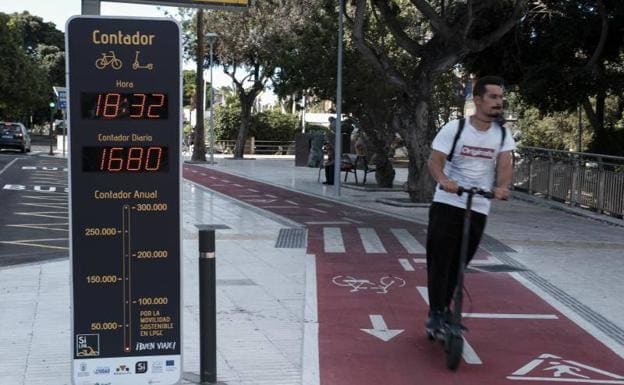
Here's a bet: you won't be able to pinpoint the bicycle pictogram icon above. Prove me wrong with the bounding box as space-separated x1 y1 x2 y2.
332 275 406 294
95 51 123 70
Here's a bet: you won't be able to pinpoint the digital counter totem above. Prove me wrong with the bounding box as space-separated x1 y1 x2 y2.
67 16 181 385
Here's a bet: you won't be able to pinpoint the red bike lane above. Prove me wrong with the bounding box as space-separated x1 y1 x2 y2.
184 165 624 385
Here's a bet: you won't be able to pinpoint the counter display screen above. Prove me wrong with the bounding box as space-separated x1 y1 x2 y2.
81 92 168 120
82 146 169 172
68 17 181 385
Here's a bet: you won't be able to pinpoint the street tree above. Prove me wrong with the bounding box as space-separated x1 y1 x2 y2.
273 0 403 186
0 12 50 122
178 0 313 158
349 0 526 201
464 0 624 155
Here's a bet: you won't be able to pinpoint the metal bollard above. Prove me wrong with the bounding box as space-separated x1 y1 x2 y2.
197 226 216 383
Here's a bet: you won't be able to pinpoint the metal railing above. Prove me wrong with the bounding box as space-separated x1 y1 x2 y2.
208 139 295 155
513 146 624 219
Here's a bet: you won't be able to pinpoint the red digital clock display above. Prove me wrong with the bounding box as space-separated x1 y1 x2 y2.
81 92 168 120
82 146 169 172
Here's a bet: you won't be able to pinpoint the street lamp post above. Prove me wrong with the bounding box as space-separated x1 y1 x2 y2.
206 32 218 164
334 0 344 196
49 102 56 156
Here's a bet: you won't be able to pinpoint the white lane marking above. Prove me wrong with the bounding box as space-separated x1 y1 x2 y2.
265 194 277 198
0 158 20 175
209 176 217 179
411 256 500 265
309 208 327 214
233 183 243 187
15 211 68 219
358 228 386 253
323 227 345 253
507 378 624 384
23 195 67 202
20 202 68 209
305 221 350 225
398 258 415 271
6 223 68 232
416 286 482 365
344 218 365 225
200 173 207 176
509 272 624 359
0 238 69 250
247 188 259 192
463 313 558 319
391 228 426 254
302 254 319 385
260 206 294 209
285 200 299 206
360 315 404 342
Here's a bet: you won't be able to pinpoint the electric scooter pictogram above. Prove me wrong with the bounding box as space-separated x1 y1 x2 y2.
132 51 154 70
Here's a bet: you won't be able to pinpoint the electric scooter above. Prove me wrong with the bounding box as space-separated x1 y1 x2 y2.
429 186 494 370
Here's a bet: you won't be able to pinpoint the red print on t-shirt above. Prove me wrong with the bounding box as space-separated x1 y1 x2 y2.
460 145 495 159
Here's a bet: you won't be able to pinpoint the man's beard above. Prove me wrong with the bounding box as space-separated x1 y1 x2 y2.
487 108 502 118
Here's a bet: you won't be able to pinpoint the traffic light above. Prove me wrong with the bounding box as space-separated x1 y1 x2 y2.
49 102 56 108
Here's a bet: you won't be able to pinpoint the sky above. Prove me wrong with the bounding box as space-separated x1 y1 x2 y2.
0 0 276 102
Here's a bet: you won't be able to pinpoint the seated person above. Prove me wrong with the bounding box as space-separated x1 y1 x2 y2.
323 142 335 185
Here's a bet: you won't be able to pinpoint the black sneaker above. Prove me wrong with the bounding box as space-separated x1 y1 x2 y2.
426 310 444 335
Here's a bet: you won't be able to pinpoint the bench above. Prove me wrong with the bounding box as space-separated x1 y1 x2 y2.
317 154 359 183
354 155 376 184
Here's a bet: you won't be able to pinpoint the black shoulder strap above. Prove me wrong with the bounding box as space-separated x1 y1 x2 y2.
446 118 465 162
496 120 507 148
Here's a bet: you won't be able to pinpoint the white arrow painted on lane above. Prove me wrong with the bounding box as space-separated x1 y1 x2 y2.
360 315 404 342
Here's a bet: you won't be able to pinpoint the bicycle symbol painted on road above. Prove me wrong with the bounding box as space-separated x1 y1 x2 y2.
95 51 123 70
332 275 406 294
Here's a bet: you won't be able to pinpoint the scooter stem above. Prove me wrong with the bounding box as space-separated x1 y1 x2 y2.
453 189 474 326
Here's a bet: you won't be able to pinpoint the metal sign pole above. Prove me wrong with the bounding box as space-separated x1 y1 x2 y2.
81 0 101 15
333 0 344 196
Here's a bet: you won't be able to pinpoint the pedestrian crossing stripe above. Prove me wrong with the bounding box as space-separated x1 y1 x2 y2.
507 353 624 384
319 227 426 255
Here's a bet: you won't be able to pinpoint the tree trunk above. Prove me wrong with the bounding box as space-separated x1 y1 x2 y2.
374 151 395 187
233 96 253 158
403 98 436 202
191 9 206 162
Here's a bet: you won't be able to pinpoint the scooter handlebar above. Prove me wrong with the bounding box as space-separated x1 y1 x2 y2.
438 185 495 199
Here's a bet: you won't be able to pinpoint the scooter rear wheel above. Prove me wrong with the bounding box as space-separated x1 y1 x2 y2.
445 334 463 370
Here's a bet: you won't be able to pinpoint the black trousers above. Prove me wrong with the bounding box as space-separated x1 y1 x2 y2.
426 202 487 312
324 164 334 184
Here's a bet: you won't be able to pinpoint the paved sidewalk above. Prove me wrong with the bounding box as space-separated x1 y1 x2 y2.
0 154 623 384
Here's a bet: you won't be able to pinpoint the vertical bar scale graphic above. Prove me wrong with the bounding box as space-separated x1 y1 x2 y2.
67 16 181 385
123 205 131 353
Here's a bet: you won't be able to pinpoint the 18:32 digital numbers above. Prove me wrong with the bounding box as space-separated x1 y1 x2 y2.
81 92 168 120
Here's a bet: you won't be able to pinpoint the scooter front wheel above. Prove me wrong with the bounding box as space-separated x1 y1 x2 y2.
445 334 463 370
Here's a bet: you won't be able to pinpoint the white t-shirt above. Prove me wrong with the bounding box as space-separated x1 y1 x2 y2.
431 118 516 215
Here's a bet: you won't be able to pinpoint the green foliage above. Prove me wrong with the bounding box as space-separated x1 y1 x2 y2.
515 107 591 151
215 102 299 141
464 1 624 153
0 12 50 121
214 103 241 140
251 110 299 141
183 70 197 108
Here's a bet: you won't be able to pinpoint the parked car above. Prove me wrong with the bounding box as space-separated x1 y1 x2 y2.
0 122 31 153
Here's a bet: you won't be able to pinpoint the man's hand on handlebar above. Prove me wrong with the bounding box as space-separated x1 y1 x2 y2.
439 179 459 194
493 186 510 200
